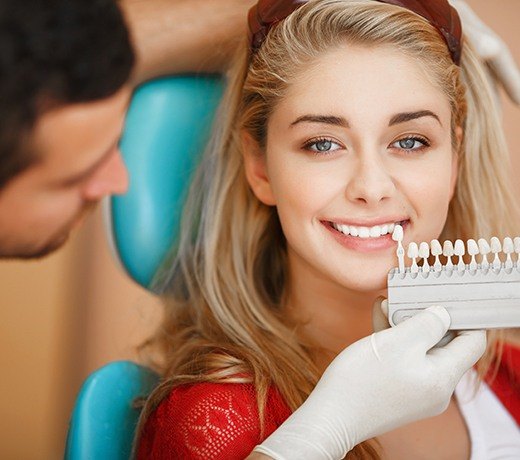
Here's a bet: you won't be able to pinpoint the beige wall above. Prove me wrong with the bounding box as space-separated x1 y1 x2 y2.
0 212 161 459
0 1 519 458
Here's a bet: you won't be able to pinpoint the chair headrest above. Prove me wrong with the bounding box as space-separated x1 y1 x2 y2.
107 75 224 291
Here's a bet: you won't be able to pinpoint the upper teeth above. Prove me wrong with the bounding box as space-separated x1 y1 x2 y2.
331 222 397 238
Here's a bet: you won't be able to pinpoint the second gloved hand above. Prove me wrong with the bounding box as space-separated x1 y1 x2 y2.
253 305 486 460
449 0 520 104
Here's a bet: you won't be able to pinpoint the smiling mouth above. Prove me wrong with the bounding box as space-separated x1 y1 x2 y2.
326 220 409 238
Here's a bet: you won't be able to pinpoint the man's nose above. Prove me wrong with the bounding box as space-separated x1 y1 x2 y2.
82 149 129 201
344 151 396 205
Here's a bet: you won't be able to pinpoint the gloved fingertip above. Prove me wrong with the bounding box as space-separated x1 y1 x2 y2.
372 297 390 333
424 306 451 330
459 328 487 340
381 299 389 318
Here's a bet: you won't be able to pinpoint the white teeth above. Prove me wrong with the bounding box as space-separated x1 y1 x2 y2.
358 227 370 238
369 226 381 237
331 221 404 238
339 224 350 235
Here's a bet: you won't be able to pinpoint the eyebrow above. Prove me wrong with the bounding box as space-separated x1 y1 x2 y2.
389 110 442 127
290 115 350 128
290 110 442 128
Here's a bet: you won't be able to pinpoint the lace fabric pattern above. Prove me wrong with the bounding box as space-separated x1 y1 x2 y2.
179 389 258 458
137 381 292 459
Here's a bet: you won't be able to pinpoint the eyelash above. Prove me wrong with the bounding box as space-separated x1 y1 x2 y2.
302 137 342 155
302 135 431 155
392 135 431 153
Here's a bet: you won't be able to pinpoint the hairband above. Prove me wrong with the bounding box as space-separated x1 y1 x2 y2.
248 0 462 64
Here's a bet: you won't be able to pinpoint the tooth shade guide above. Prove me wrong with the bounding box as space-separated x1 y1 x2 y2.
489 236 502 270
387 267 520 329
503 237 514 269
392 223 405 274
388 235 520 330
454 239 466 273
431 239 442 272
513 237 520 257
492 254 502 270
478 239 491 269
392 235 520 273
407 242 419 274
443 240 454 269
418 242 430 273
467 239 479 271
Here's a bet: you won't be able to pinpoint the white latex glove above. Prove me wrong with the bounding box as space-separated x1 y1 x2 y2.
253 304 486 460
450 0 520 104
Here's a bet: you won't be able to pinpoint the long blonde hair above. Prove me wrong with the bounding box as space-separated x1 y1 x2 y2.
137 1 518 457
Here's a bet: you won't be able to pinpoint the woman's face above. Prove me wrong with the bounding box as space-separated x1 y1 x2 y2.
244 45 459 293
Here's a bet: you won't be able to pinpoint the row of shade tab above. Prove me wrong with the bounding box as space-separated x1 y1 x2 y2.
391 225 520 273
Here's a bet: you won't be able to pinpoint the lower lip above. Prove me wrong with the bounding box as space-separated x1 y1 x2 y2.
321 220 409 253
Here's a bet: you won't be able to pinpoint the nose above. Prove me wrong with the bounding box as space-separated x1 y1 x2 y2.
344 152 396 206
82 149 129 201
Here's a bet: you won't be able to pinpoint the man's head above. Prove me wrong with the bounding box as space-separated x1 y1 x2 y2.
0 0 134 258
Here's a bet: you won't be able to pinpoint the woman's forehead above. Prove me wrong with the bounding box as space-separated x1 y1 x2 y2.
272 44 450 126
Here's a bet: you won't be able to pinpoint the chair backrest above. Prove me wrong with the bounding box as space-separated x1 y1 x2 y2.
107 75 225 290
64 361 159 460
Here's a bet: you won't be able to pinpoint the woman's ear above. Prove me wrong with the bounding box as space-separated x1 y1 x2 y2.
241 131 276 206
449 126 463 199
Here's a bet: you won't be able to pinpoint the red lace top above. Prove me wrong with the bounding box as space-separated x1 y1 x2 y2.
137 381 292 459
485 342 520 425
138 343 519 459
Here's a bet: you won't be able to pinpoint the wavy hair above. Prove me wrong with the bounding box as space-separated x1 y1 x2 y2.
136 1 518 457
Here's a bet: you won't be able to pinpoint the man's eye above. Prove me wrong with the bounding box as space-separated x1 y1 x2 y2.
391 136 430 152
303 138 342 154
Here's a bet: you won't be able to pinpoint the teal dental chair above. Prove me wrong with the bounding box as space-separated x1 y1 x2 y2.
64 75 225 459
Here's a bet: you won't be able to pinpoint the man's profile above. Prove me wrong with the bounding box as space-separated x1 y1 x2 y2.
0 0 134 258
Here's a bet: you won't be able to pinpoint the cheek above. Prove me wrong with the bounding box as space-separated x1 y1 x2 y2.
32 190 84 226
267 152 341 224
397 153 455 233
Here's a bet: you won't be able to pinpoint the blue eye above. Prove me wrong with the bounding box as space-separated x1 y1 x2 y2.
303 137 342 154
391 136 429 152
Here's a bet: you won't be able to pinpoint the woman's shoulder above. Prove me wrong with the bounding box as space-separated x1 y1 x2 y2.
486 342 520 424
137 380 292 459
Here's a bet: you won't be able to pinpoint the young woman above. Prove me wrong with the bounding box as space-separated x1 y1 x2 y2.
136 0 520 458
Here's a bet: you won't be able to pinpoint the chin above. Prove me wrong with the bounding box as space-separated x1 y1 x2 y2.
39 234 70 257
31 211 86 259
326 268 388 294
22 233 70 259
345 276 388 293
330 257 395 293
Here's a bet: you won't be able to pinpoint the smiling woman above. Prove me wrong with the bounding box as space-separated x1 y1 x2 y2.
134 0 519 458
250 44 459 293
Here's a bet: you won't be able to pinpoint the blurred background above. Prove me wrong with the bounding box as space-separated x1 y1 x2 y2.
0 1 519 458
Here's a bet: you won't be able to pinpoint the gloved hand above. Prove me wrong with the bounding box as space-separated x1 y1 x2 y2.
253 304 486 460
450 0 520 104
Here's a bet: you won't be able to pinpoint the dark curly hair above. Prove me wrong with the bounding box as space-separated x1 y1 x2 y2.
0 0 135 188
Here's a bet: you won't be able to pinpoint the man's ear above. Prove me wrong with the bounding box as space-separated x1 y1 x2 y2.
449 126 463 200
241 131 276 206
